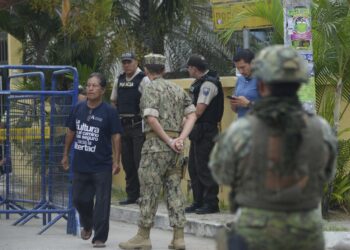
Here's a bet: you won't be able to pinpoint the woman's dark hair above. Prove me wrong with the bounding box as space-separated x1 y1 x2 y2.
267 82 301 97
144 64 165 74
88 72 107 88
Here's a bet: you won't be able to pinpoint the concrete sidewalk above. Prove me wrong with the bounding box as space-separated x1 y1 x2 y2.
1 203 350 250
110 203 350 249
0 218 215 250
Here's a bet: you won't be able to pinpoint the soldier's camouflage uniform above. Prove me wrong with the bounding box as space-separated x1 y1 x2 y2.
138 76 195 228
209 45 337 250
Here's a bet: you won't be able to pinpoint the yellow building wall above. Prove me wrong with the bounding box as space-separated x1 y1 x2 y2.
8 35 22 65
212 2 271 31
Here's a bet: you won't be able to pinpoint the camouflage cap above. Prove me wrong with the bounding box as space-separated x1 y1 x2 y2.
144 53 166 66
252 45 309 84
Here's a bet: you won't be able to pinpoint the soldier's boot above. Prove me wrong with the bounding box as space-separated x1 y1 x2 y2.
118 226 152 250
168 227 186 250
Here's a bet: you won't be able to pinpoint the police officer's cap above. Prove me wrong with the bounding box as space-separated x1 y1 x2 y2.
187 54 208 71
121 52 136 62
144 53 166 66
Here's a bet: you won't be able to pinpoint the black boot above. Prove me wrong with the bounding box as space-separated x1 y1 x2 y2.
185 203 202 213
119 198 137 205
195 204 219 214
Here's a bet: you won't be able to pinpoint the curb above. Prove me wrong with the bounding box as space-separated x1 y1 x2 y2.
110 204 350 249
110 205 225 238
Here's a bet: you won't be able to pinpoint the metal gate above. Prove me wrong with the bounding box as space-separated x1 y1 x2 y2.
0 65 79 235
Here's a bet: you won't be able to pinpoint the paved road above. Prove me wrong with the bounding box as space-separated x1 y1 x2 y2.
2 215 350 250
0 217 215 250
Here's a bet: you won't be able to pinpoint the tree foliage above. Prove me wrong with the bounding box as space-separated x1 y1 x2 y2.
220 0 350 216
0 0 233 77
219 0 283 45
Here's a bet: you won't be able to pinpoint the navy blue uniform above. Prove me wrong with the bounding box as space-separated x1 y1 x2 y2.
115 71 146 202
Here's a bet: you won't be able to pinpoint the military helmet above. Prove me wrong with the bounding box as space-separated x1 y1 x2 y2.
144 53 166 66
252 45 309 84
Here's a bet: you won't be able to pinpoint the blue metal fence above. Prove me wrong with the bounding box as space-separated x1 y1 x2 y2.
0 65 78 235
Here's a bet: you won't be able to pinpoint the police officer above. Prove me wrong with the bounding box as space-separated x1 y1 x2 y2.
110 52 150 205
185 54 224 214
209 45 337 250
119 53 197 250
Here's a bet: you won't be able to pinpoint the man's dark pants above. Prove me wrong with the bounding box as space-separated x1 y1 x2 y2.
121 122 145 201
73 171 112 243
188 123 219 208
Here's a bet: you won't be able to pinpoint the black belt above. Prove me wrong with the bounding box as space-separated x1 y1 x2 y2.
120 115 142 127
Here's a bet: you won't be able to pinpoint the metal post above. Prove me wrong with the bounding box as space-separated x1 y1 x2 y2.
243 29 250 49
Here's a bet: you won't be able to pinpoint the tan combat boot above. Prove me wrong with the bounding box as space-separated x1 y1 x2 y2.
168 227 186 250
119 226 152 250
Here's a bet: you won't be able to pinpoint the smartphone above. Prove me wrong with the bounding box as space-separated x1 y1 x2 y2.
226 95 238 100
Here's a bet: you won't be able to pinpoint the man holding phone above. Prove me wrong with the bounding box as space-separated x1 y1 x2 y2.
231 49 260 118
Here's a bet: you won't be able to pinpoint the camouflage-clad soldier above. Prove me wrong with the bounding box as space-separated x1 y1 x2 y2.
119 54 197 250
209 45 337 250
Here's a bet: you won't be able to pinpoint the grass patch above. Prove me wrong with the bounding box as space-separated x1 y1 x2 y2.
323 224 349 231
111 186 127 205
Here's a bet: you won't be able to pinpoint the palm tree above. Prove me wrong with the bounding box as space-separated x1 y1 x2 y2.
312 0 350 133
312 0 350 216
220 0 284 45
109 0 234 75
0 2 61 65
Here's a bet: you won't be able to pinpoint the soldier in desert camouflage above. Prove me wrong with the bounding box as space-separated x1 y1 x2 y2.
209 45 337 250
119 53 197 250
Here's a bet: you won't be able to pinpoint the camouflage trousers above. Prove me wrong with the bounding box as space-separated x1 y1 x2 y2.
219 207 324 250
137 151 186 228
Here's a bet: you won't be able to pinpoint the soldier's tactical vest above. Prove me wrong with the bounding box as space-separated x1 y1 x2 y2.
190 71 224 124
117 72 145 115
235 114 331 211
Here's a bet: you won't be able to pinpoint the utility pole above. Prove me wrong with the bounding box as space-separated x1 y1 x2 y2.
243 29 250 49
282 0 315 112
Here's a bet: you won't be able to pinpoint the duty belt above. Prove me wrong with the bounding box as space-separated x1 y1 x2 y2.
120 115 142 127
145 131 180 140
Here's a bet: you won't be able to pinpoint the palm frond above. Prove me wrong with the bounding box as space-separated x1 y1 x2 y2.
220 0 282 44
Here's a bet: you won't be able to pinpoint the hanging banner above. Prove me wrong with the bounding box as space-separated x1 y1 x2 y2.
212 2 271 31
283 0 315 112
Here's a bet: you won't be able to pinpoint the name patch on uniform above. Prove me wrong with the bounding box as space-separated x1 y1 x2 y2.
119 81 135 88
203 87 210 96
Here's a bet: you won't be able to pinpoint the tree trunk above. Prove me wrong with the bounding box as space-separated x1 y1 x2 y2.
138 0 164 54
323 76 343 218
333 77 343 135
139 0 151 52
